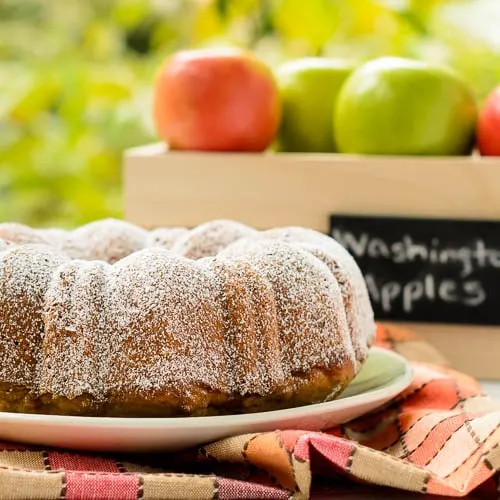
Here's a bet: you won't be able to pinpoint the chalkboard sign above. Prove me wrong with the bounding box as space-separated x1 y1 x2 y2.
329 215 500 325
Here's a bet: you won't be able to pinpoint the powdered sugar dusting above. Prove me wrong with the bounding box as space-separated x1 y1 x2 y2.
220 240 356 373
170 220 257 259
0 223 50 246
0 244 68 389
62 219 148 263
199 256 286 396
40 260 109 401
233 227 376 367
37 229 69 251
147 227 188 250
0 218 375 416
103 249 229 409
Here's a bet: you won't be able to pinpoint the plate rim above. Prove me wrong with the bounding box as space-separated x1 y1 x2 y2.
0 347 412 428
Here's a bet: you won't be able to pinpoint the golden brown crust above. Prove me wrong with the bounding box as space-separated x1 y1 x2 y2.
9 365 353 417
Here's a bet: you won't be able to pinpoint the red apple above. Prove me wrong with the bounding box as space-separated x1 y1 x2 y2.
153 47 281 152
477 86 500 156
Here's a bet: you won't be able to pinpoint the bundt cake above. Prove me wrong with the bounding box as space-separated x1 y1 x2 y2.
0 218 375 417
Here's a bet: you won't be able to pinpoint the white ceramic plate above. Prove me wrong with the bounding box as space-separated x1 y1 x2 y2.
0 347 411 453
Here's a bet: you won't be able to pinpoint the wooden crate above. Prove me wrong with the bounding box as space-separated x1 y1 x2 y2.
124 143 500 379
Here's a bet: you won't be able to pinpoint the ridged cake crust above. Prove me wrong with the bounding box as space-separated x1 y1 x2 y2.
0 219 375 417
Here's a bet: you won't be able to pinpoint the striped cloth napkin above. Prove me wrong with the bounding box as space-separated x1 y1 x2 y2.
1 324 499 500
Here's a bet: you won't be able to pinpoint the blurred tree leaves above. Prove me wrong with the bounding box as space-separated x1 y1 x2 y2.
273 0 341 54
0 0 499 227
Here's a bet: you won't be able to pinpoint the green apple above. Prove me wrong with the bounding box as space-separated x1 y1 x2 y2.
334 57 478 156
275 58 356 152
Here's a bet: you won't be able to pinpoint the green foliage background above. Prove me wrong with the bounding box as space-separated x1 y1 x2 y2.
1 0 499 227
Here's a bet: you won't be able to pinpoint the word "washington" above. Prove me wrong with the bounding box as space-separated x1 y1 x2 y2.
331 229 500 278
